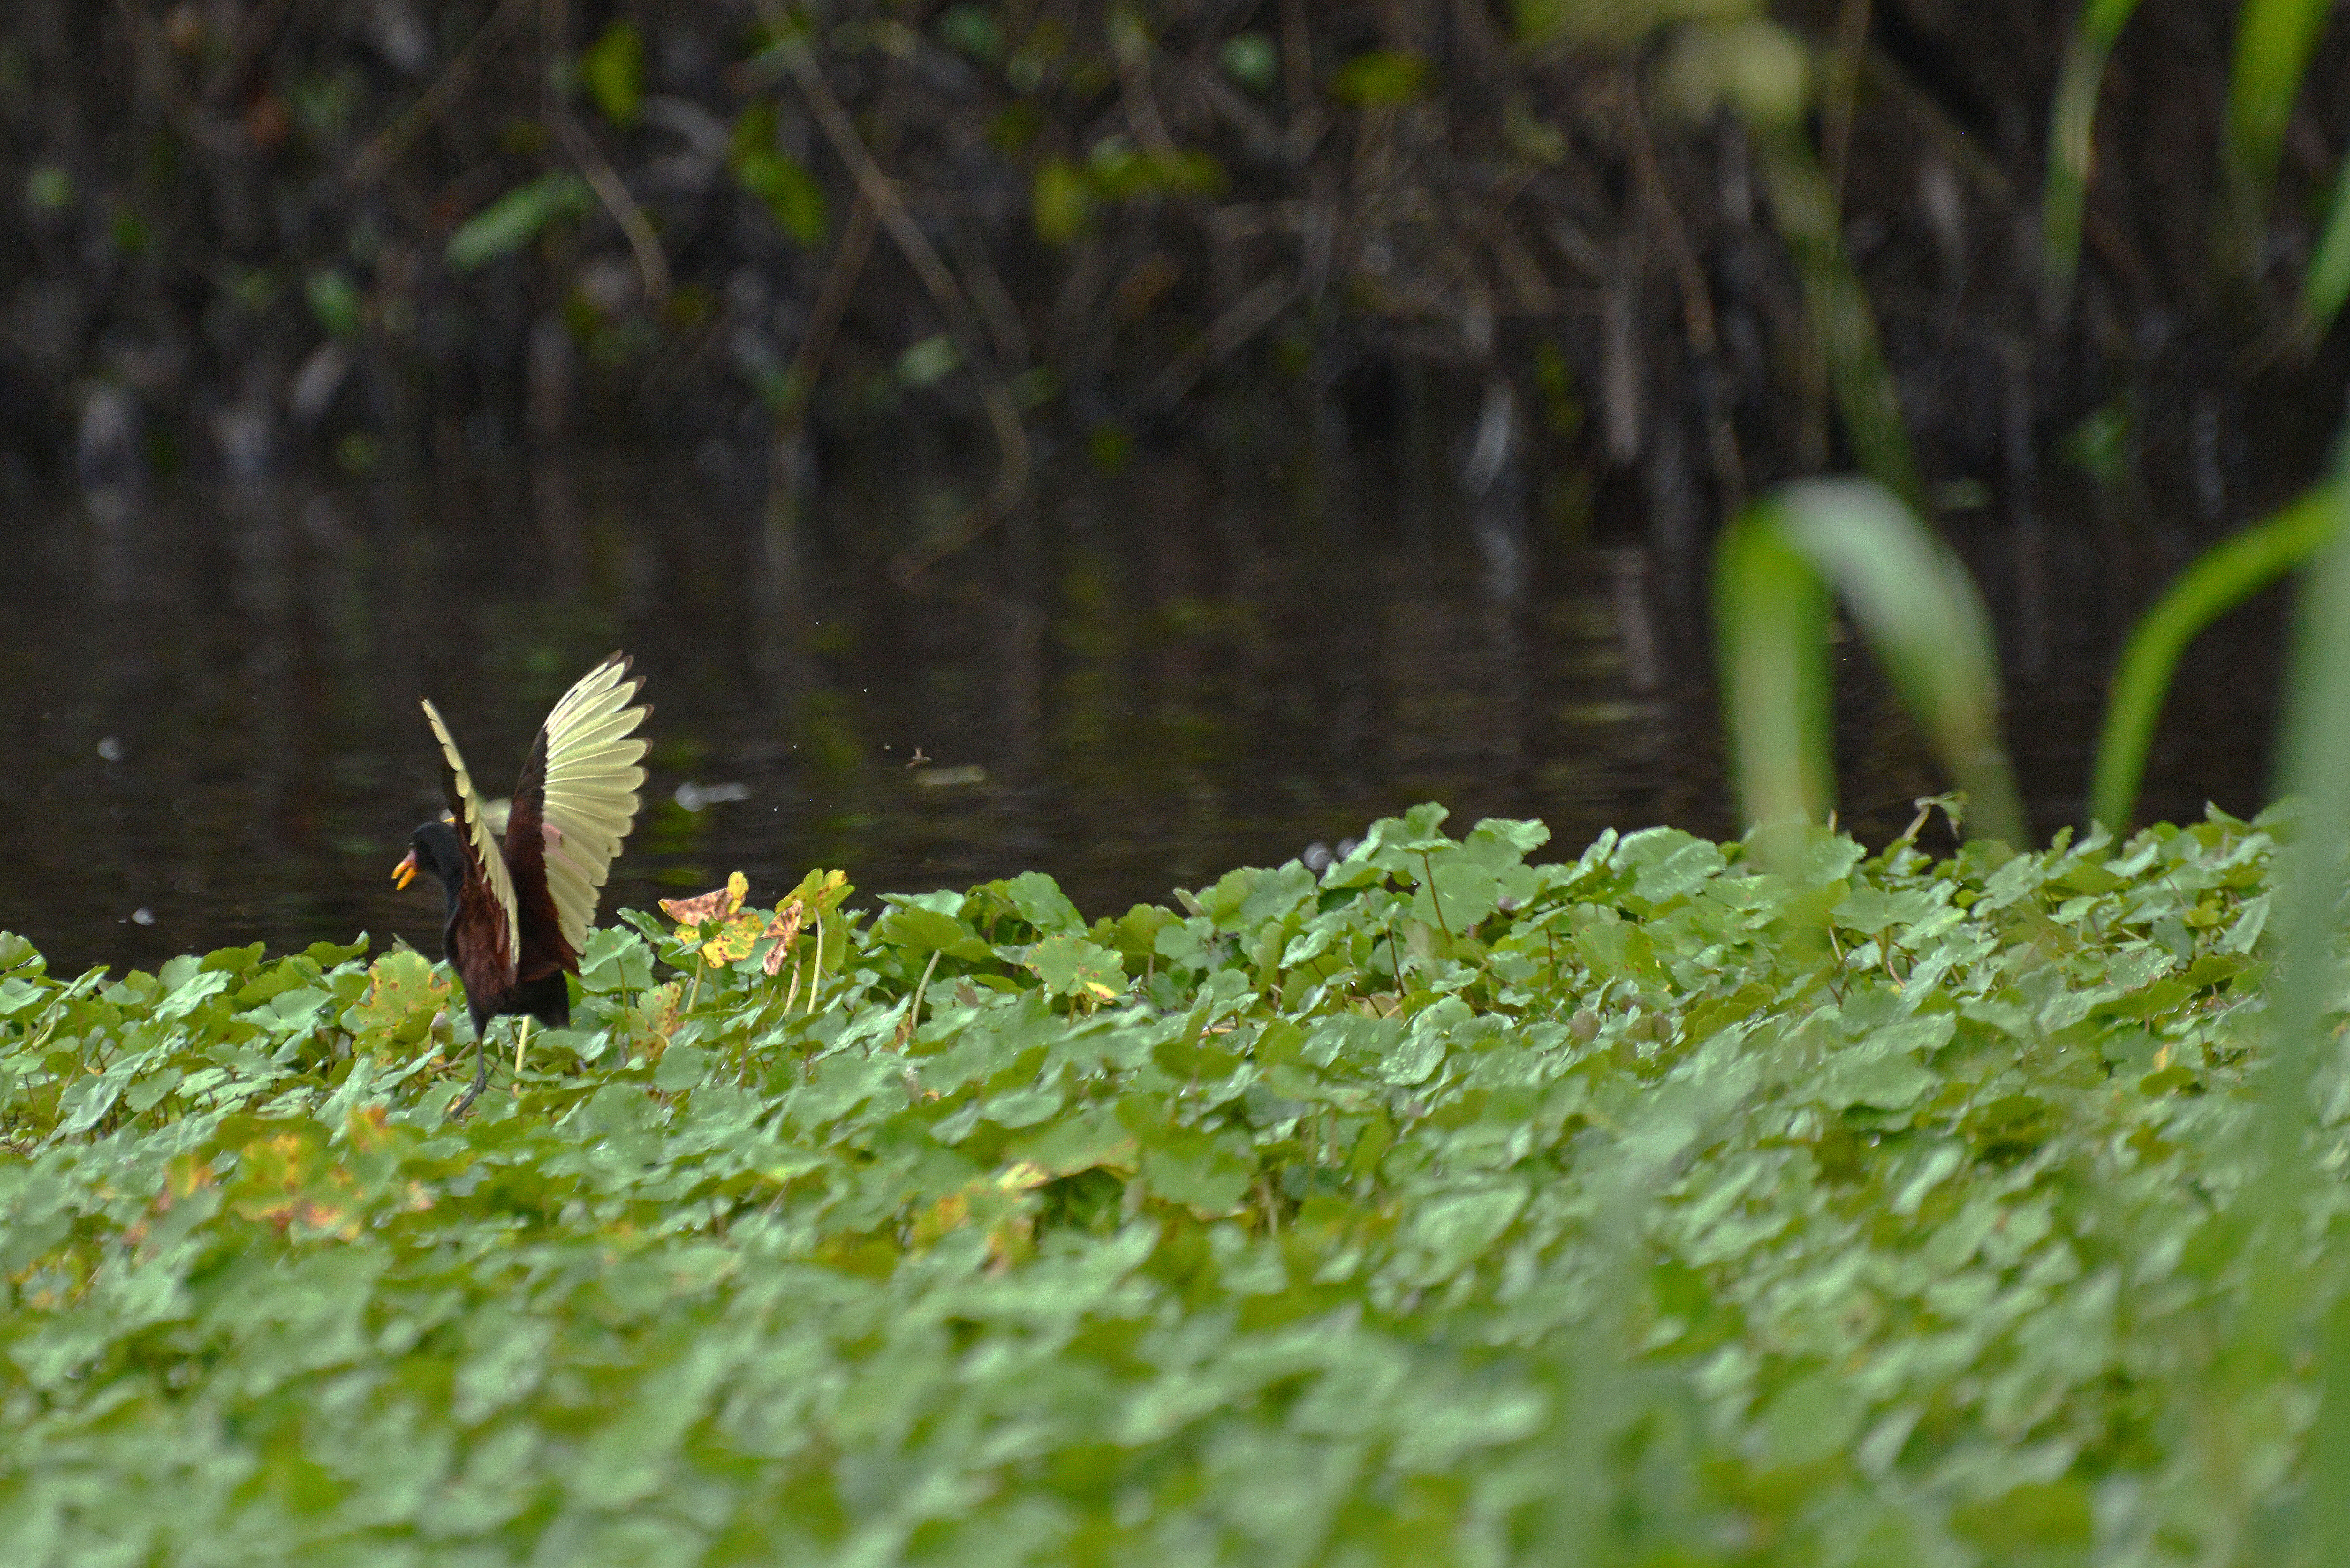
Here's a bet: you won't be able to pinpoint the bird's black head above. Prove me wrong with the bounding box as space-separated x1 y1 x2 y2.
392 819 469 909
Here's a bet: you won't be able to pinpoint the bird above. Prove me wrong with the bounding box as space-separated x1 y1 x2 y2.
391 651 651 1116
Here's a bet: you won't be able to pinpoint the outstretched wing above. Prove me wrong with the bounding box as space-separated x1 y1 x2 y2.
508 651 650 961
421 698 520 985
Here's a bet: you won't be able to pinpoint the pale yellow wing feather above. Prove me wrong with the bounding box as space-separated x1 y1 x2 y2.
421 697 521 980
535 652 651 954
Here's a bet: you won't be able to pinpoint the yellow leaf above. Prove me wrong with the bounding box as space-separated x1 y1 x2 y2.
703 911 766 966
781 867 853 916
997 1161 1052 1194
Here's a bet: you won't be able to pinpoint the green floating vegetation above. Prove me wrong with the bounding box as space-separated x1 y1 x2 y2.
0 804 2331 1562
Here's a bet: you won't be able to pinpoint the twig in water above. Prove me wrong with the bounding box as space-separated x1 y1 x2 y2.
552 111 671 310
1148 273 1299 411
1821 0 1875 212
196 0 297 112
544 0 668 309
348 0 533 187
773 194 877 424
746 7 1031 582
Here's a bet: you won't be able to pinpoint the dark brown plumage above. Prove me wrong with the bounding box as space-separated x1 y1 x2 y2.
392 652 651 1115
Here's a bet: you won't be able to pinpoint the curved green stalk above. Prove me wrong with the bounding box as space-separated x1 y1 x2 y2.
2303 152 2350 336
1715 478 2025 852
2087 482 2346 830
2224 0 2335 228
2242 481 2350 1560
1715 516 1834 835
2041 0 2144 301
2047 0 2331 296
2264 478 2350 1218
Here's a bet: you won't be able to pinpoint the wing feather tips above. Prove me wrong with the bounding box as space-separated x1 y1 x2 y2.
530 652 651 952
418 696 522 984
542 652 641 730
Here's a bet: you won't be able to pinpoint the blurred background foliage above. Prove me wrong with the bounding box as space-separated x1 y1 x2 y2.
7 1 2350 976
1 0 2343 570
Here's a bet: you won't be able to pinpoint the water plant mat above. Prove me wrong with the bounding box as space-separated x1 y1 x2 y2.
0 805 2322 1564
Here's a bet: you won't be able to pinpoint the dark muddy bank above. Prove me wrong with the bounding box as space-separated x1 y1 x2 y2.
4 2 2344 566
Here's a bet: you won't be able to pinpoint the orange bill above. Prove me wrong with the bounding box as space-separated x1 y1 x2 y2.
391 849 419 891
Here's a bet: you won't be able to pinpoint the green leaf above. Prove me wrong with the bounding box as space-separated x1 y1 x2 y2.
1398 1183 1525 1281
1756 1374 1869 1467
346 949 450 1042
1023 935 1126 1002
935 3 1003 62
304 270 363 339
653 1043 710 1091
249 987 330 1035
2223 0 2333 226
446 172 595 270
1953 1481 2096 1551
1331 50 1430 106
1032 159 1093 245
582 20 645 128
1008 1107 1137 1175
2039 0 2143 300
1654 19 1811 127
305 934 369 967
871 905 991 961
580 927 655 994
2304 154 2350 334
1139 1126 1254 1212
0 805 2330 1554
982 1087 1062 1129
2089 482 2344 830
1220 33 1278 91
734 141 829 248
895 334 961 388
1411 855 1499 934
1003 871 1085 936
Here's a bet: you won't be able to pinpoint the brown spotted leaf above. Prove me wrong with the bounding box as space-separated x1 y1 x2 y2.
760 901 807 976
661 870 749 931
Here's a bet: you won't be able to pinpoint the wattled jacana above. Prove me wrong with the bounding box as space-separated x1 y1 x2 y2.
392 652 651 1115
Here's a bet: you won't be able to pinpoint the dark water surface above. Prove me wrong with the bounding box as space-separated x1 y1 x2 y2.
0 453 2289 973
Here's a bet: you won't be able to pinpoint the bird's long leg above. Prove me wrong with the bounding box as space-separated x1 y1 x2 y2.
450 1021 493 1119
512 1016 534 1095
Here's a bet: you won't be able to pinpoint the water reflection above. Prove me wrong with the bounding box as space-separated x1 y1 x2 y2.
0 453 2282 972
